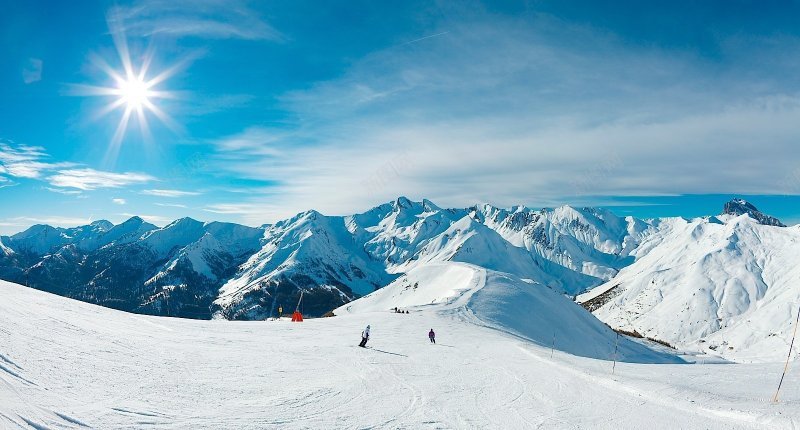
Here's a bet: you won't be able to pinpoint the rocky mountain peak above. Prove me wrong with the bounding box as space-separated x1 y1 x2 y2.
722 198 785 227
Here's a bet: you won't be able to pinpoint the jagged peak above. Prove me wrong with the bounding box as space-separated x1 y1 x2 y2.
393 196 415 210
722 198 785 227
122 216 144 224
90 220 114 229
170 216 202 225
421 198 439 212
273 209 324 229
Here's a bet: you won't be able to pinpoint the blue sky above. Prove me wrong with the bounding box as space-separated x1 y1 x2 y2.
2 0 800 234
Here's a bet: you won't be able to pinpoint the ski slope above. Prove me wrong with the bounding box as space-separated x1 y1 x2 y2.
1 268 799 429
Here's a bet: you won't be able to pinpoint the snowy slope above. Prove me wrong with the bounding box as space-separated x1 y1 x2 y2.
337 262 674 362
2 278 799 429
0 237 13 257
579 214 800 362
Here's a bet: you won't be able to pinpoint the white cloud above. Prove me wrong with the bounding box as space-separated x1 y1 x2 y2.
212 127 284 157
0 142 74 179
203 203 266 216
2 216 94 229
109 0 283 41
112 198 127 205
205 10 800 224
155 202 188 208
49 168 155 190
0 176 15 189
141 189 201 197
44 187 83 196
22 58 43 84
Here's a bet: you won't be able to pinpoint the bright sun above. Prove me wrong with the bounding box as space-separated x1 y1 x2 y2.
117 77 152 110
71 26 183 164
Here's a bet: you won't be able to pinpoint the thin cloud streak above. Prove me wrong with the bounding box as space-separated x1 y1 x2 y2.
1 141 158 192
141 189 201 197
399 31 450 46
109 0 284 41
0 142 75 179
49 168 155 190
1 216 95 231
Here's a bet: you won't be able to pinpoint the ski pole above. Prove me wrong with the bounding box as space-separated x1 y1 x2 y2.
773 304 800 403
612 332 620 375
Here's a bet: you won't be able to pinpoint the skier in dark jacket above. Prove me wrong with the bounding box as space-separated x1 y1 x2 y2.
428 328 435 344
359 325 371 347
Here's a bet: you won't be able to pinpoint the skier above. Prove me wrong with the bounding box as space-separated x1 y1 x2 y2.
359 325 371 347
278 305 283 319
428 328 435 344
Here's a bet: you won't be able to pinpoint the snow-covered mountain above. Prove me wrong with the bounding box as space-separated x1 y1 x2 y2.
212 197 643 319
1 195 797 361
0 197 643 320
578 201 798 362
0 217 263 318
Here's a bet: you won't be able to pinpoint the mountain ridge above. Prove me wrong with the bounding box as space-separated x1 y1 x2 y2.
0 196 793 347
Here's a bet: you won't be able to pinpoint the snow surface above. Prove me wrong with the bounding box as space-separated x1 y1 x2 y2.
2 267 799 429
579 215 800 363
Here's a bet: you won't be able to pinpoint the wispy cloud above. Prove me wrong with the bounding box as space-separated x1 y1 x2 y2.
212 127 285 157
2 141 161 198
141 189 200 197
112 198 127 205
155 202 188 208
204 10 800 223
49 168 155 190
109 0 283 41
22 58 43 84
203 203 266 216
44 187 83 196
0 142 74 179
0 176 15 189
2 216 95 230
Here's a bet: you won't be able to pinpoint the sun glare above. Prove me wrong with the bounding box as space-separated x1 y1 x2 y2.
70 20 185 165
116 77 151 110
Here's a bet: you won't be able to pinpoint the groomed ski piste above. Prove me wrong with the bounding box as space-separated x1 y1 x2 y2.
1 262 798 429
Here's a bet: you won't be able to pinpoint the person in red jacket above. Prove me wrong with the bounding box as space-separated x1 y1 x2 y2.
428 328 435 344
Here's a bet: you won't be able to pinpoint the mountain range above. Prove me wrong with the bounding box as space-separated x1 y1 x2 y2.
0 197 796 361
0 197 649 319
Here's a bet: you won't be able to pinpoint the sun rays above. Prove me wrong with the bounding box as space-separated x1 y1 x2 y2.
70 19 184 166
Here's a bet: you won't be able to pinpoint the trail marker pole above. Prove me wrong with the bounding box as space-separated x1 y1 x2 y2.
612 332 620 375
550 332 556 359
773 304 800 403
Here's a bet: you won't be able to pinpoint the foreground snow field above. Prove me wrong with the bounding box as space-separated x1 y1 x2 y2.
1 264 799 429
